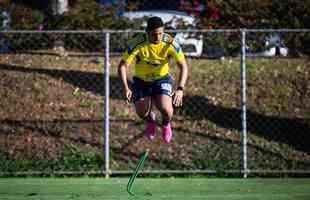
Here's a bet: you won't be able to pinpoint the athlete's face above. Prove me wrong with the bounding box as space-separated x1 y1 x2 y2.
148 27 164 44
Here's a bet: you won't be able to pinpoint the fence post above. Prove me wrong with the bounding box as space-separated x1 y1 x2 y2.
104 31 110 178
240 29 248 178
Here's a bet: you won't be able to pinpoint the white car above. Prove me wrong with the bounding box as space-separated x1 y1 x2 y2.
123 10 203 57
246 33 289 57
262 34 288 57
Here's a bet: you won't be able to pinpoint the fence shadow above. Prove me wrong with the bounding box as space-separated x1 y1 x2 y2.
0 64 123 99
182 95 310 153
1 64 309 153
0 119 103 147
175 125 309 167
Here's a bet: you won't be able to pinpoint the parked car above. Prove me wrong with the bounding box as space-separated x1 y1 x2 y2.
122 10 203 57
246 33 289 57
262 33 288 56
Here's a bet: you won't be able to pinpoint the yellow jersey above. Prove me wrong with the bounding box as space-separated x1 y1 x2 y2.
122 33 185 82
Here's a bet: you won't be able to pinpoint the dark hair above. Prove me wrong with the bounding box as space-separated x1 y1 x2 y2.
146 16 164 32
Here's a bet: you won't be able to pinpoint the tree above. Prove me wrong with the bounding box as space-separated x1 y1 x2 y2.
201 0 310 28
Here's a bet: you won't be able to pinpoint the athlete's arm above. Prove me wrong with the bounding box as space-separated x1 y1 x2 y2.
118 60 132 103
173 59 188 107
166 37 188 106
176 59 188 89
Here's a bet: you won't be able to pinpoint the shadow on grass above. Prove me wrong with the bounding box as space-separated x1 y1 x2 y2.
0 63 124 99
0 119 103 147
182 95 310 153
175 125 310 168
1 64 309 153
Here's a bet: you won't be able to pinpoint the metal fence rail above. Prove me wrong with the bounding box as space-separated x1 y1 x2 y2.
0 29 309 177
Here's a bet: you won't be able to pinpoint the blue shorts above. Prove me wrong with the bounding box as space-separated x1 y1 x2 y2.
132 75 172 103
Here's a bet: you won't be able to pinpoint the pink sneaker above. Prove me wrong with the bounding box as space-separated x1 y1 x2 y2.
162 123 172 144
145 112 156 140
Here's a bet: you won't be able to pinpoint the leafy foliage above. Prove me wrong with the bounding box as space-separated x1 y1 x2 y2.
202 0 310 29
10 4 44 30
8 0 310 30
46 0 143 30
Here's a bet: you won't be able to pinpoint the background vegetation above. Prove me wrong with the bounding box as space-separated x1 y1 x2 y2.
2 0 309 56
1 0 309 30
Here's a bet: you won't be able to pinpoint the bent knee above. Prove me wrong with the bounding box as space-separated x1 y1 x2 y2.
135 98 152 118
161 106 173 118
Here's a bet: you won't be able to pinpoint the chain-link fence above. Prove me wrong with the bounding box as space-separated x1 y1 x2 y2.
0 31 105 175
0 29 309 177
243 30 310 176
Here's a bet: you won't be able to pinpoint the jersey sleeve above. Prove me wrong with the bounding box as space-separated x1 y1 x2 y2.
122 46 139 64
122 33 146 64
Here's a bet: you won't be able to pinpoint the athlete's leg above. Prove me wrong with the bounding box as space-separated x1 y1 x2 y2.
154 95 173 144
153 95 173 124
134 97 152 119
152 75 173 123
132 76 153 120
135 97 156 139
132 77 156 139
152 75 173 143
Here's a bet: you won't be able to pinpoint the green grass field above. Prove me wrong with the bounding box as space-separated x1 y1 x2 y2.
0 178 310 200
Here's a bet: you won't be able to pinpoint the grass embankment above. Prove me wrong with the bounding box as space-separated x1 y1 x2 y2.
0 54 309 174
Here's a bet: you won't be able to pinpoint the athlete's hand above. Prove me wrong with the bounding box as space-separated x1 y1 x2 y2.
173 90 183 107
124 88 132 104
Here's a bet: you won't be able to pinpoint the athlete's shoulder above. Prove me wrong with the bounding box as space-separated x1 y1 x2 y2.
162 33 174 44
127 33 147 50
162 33 182 53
